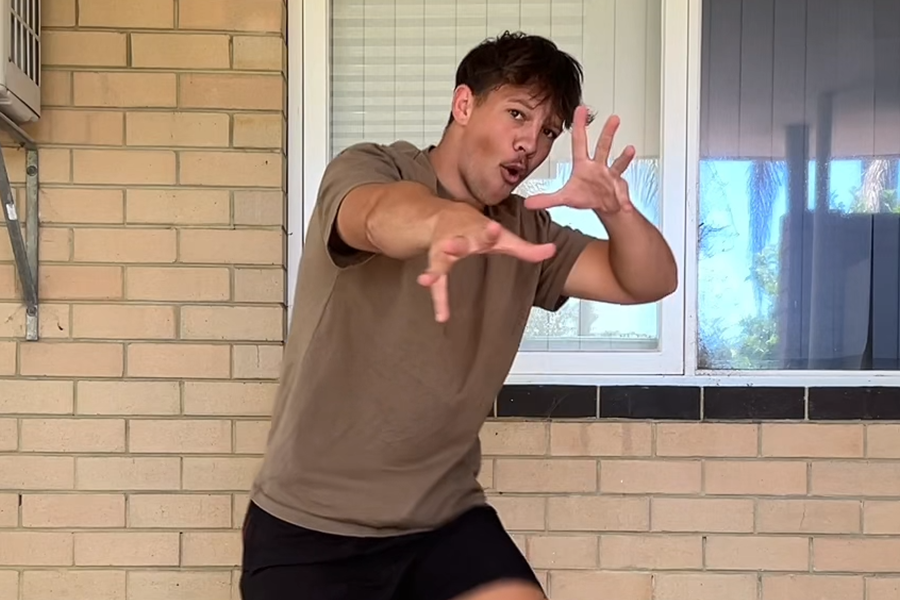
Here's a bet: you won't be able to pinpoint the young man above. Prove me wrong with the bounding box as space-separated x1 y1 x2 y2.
241 31 677 600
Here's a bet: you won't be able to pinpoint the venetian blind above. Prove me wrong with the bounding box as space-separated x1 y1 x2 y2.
330 0 662 183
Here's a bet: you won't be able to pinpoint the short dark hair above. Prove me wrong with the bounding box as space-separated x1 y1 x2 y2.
449 31 590 130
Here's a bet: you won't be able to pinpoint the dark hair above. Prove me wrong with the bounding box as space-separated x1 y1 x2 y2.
449 31 591 129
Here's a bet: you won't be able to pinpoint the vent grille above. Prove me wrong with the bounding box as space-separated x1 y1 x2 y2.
10 0 39 86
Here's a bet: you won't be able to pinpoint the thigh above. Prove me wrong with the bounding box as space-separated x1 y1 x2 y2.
240 502 417 600
399 505 544 600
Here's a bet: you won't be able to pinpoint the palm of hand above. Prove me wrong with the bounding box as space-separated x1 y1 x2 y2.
524 107 636 215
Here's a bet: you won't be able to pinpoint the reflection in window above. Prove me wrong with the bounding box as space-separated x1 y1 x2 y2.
697 0 900 370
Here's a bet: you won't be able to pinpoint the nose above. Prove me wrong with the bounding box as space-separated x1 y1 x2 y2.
514 125 540 157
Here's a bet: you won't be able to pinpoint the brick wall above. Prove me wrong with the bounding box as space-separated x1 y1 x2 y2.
1 2 899 600
0 0 286 598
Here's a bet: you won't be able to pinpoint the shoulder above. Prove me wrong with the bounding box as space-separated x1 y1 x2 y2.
327 140 439 190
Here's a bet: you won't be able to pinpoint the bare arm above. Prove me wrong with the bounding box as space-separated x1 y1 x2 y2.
562 209 678 304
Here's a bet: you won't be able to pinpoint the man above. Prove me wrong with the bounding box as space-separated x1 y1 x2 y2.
241 31 677 600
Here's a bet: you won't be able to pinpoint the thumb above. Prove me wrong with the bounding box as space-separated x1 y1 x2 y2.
491 229 557 263
523 192 565 211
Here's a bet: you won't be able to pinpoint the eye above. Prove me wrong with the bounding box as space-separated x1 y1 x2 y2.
508 109 524 120
543 128 559 140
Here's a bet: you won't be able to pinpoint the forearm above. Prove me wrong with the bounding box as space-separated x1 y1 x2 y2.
598 209 678 301
337 181 456 260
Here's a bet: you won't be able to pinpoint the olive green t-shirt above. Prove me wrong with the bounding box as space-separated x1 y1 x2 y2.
250 141 593 537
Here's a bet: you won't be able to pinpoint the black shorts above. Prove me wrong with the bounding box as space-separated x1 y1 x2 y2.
239 501 543 600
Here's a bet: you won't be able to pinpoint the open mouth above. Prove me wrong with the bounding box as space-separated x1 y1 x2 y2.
500 164 524 186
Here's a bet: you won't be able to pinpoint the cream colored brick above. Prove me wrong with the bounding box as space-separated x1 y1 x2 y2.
73 304 175 340
479 459 493 489
704 460 807 495
179 0 283 32
0 494 17 527
480 422 547 456
40 188 124 224
549 422 651 457
811 461 900 496
76 457 180 491
761 423 864 458
0 265 14 299
235 420 270 454
180 74 283 110
233 190 284 226
79 0 174 28
20 418 125 452
44 0 77 26
39 70 72 106
494 458 596 493
130 419 232 454
74 73 177 108
127 343 231 379
0 419 16 451
74 228 176 263
0 380 73 414
180 151 282 187
233 36 284 71
127 266 230 301
651 498 753 533
126 189 230 224
127 571 232 600
528 535 597 569
132 33 230 69
656 423 758 457
654 574 757 600
22 494 125 528
706 536 808 571
77 381 180 415
600 534 702 570
129 494 232 529
23 570 126 600
867 424 900 458
233 345 282 379
0 532 73 566
40 265 123 300
602 459 701 494
233 494 250 528
30 110 124 145
547 496 649 532
180 229 282 265
20 342 123 377
126 113 230 148
43 31 127 67
0 456 74 490
868 578 900 600
0 342 14 376
74 150 177 185
762 574 864 600
864 501 900 534
75 532 179 566
486 496 546 531
233 113 283 149
39 305 70 340
181 531 241 567
182 306 283 342
549 571 651 600
182 457 262 491
813 539 900 573
757 499 860 534
234 268 284 303
3 147 69 184
183 382 277 415
39 227 72 261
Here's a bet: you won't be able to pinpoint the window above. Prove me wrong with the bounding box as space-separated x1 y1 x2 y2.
290 0 900 384
696 0 900 374
297 0 688 379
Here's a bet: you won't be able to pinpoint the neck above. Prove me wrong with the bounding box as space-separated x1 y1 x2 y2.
426 134 484 211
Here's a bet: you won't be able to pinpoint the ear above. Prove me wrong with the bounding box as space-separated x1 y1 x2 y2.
450 85 476 125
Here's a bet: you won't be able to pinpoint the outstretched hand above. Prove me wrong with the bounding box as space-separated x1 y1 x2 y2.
524 107 636 215
418 206 556 322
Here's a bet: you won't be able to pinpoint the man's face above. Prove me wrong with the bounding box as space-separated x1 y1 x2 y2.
452 84 563 206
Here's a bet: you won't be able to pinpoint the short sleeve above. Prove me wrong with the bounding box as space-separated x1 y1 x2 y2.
531 209 594 311
315 143 403 267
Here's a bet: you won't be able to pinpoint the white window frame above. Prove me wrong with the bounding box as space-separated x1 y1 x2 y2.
286 0 900 388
